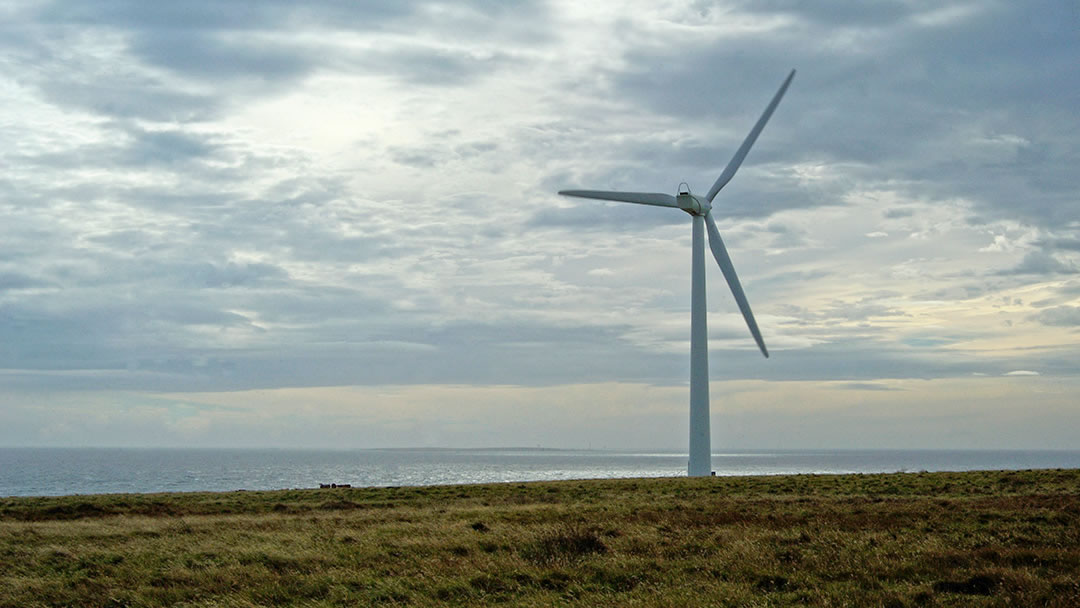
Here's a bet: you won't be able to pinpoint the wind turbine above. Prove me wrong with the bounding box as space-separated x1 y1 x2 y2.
559 70 795 477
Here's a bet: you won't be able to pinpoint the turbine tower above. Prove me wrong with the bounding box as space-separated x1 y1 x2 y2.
559 70 795 477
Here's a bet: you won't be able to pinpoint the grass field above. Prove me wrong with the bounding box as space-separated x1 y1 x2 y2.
1 469 1078 607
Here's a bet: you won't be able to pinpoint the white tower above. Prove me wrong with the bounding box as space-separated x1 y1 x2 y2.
559 70 794 476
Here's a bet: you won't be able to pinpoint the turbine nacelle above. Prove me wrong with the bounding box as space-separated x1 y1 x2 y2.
676 191 710 216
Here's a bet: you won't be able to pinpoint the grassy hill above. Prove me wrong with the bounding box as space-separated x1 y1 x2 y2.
1 469 1078 607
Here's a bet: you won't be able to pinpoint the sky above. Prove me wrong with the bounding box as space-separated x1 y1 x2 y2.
1 0 1078 450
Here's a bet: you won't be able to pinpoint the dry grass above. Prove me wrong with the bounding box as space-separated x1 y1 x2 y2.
1 469 1078 606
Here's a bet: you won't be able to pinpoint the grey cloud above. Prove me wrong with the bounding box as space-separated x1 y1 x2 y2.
1031 306 1080 327
705 337 1015 383
998 251 1078 276
1 304 142 371
820 299 908 323
17 35 290 122
919 285 986 301
540 167 683 199
3 295 1077 392
385 138 503 171
354 46 516 86
604 2 1079 228
391 147 442 169
724 0 915 26
35 1 410 31
16 0 549 127
0 272 49 291
527 203 687 232
0 279 365 382
129 32 318 83
0 315 678 392
36 0 543 32
360 321 683 386
0 158 417 391
901 337 959 349
169 262 288 289
240 287 393 326
763 222 810 249
1036 238 1080 253
9 163 406 314
2 0 1078 418
833 382 904 391
648 167 836 222
458 142 498 157
159 306 256 328
125 129 220 164
37 77 219 122
0 28 211 120
758 270 831 289
22 126 223 171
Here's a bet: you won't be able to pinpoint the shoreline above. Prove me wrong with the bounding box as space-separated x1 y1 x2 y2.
5 447 1080 498
2 464 1080 501
2 465 1079 501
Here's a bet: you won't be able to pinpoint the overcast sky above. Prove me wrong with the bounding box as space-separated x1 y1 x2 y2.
1 0 1078 450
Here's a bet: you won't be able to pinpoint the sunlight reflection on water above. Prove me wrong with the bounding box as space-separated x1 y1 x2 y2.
2 448 1079 496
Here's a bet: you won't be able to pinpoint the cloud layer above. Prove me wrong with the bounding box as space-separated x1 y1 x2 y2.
1 0 1077 448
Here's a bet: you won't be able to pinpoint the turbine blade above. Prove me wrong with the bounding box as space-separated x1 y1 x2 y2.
558 190 678 208
706 69 796 202
704 212 769 358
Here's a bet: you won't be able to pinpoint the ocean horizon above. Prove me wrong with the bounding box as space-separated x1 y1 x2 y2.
3 447 1079 498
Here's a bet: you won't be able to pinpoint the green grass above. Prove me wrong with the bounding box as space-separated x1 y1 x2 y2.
2 469 1079 607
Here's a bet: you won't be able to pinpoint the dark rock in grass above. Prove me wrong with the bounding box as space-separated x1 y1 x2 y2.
471 521 489 532
933 574 1000 595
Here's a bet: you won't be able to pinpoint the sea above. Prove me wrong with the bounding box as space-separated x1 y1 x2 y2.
2 448 1079 498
